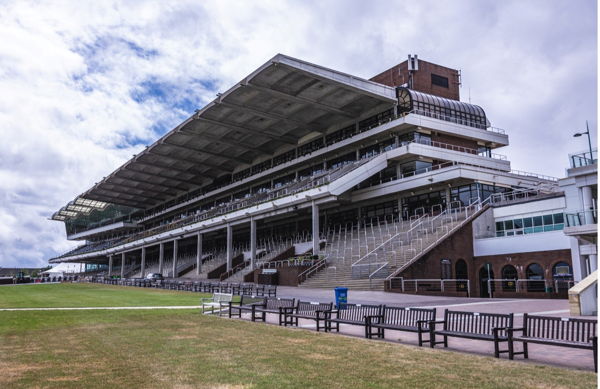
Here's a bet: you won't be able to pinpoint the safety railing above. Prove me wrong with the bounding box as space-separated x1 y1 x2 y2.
565 209 597 227
297 256 328 284
387 277 471 296
483 279 574 298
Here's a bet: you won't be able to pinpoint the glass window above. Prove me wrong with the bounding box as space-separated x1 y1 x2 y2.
533 216 543 226
513 218 523 229
553 213 564 224
495 221 504 231
504 220 513 230
524 227 534 234
543 214 553 225
523 217 533 228
533 226 544 233
543 225 554 232
553 223 564 230
506 231 514 236
496 231 505 237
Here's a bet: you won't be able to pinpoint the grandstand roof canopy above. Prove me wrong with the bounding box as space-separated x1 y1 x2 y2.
53 54 396 218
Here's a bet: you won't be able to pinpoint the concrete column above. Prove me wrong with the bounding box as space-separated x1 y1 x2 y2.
120 252 125 278
312 201 320 256
158 243 164 274
172 239 178 278
226 224 233 271
108 255 113 277
250 218 257 270
589 255 598 273
582 186 595 224
196 233 203 275
140 247 146 278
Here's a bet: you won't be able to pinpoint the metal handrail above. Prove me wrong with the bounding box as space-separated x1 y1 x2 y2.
369 262 389 288
297 256 328 283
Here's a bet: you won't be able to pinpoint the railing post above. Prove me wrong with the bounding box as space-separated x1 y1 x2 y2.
487 279 492 298
467 280 471 297
441 279 445 292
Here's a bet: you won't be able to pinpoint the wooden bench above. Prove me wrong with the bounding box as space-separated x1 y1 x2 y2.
508 314 597 370
200 292 233 315
325 303 382 336
252 297 296 325
429 310 513 358
366 306 437 346
282 300 333 331
228 295 265 319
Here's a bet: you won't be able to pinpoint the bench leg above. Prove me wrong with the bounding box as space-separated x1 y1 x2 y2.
429 329 435 348
593 337 598 372
494 338 500 358
443 335 448 348
523 341 528 359
418 330 423 347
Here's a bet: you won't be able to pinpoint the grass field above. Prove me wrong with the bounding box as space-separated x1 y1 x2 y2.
0 283 596 388
0 283 206 308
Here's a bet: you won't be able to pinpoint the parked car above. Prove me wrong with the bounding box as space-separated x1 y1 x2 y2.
146 273 163 280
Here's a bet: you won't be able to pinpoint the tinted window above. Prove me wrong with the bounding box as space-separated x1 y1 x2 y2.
431 74 449 88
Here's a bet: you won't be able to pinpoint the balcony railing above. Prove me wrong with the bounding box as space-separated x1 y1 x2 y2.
565 209 597 227
569 150 597 168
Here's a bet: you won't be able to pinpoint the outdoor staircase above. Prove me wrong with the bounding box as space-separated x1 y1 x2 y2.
299 202 485 290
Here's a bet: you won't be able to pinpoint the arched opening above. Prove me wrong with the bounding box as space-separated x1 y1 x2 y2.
455 259 468 293
501 265 518 292
479 265 495 297
526 263 545 292
552 261 573 292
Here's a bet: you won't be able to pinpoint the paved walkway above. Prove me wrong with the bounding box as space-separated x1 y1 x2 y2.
268 286 596 371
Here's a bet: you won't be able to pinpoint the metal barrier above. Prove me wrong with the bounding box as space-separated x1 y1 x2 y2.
387 277 471 296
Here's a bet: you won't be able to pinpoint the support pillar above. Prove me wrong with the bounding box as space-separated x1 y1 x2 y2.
108 255 113 277
196 233 203 275
172 239 178 278
120 252 125 278
140 247 146 278
226 224 233 271
312 201 320 256
250 218 257 269
582 186 595 224
158 243 164 274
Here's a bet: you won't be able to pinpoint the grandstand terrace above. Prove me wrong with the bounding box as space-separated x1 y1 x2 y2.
49 54 559 291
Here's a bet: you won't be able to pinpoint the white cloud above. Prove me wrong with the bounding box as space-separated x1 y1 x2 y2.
0 0 596 267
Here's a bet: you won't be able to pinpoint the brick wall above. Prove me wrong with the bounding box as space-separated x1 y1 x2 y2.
370 59 460 100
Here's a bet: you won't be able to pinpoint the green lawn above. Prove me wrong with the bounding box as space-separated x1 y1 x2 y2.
0 283 207 308
0 284 596 388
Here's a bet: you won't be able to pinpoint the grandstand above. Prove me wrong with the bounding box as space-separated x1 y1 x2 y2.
49 54 561 291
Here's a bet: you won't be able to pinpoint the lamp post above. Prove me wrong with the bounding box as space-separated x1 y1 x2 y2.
573 120 594 163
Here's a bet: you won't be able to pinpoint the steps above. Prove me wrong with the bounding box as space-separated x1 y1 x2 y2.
299 204 483 291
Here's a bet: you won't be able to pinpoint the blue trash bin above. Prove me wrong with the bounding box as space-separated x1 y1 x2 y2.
334 287 348 309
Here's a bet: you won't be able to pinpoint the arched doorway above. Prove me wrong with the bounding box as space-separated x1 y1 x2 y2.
479 265 495 297
526 263 545 292
501 265 518 292
455 259 468 293
552 261 573 293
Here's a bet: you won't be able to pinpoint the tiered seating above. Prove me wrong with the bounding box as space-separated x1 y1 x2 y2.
299 204 480 290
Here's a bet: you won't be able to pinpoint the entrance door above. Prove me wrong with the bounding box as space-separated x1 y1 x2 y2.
479 266 495 297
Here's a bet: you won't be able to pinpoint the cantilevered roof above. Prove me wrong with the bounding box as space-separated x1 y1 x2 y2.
54 54 396 216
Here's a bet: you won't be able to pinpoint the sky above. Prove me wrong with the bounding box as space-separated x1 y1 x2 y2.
0 0 597 268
